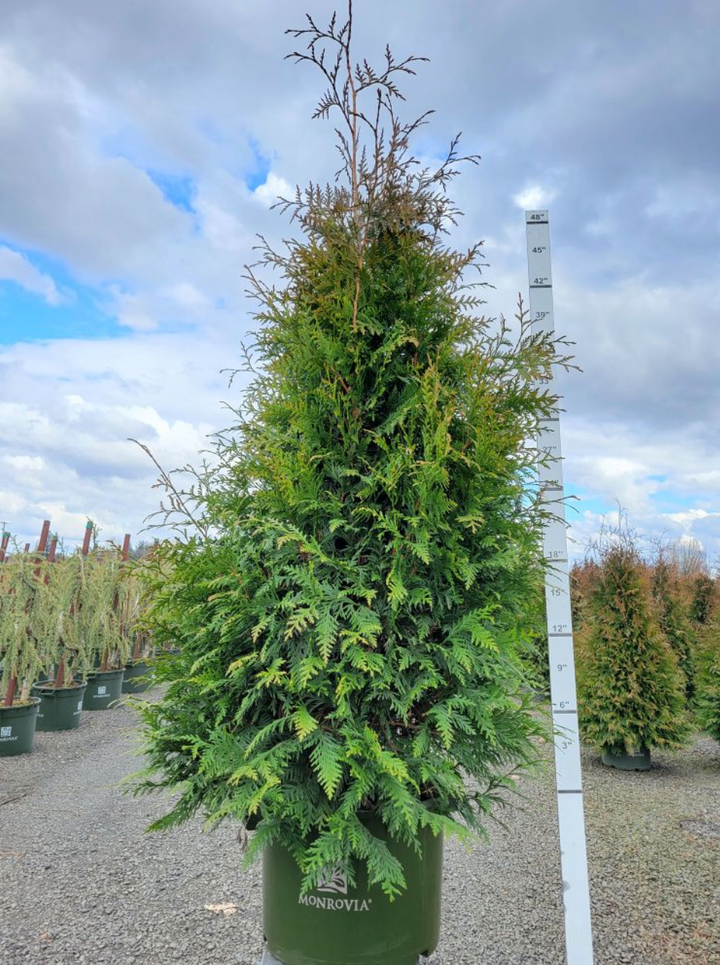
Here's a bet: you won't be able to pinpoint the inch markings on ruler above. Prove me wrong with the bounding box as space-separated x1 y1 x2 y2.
526 209 595 965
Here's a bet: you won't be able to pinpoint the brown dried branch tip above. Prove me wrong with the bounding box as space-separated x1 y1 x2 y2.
280 0 481 332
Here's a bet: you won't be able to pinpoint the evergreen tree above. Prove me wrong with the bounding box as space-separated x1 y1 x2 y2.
694 579 720 742
577 537 689 757
570 557 601 631
133 4 570 897
652 556 696 700
696 624 720 742
689 572 717 626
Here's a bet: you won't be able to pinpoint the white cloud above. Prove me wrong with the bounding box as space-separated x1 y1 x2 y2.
0 246 63 305
664 509 719 527
0 46 190 283
0 331 239 546
253 172 294 208
4 455 45 472
114 291 159 331
513 184 557 210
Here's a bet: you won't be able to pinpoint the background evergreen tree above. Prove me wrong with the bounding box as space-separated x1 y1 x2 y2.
577 533 690 757
689 572 717 627
133 3 571 897
570 557 601 631
697 623 720 742
694 576 720 742
652 554 696 700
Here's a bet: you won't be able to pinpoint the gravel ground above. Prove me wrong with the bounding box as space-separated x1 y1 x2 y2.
1 695 718 965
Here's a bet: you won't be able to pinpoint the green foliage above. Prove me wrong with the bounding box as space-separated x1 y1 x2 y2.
652 557 696 700
32 553 85 683
0 552 47 699
74 552 134 671
133 7 569 898
696 633 720 741
693 572 720 742
577 538 690 756
518 591 549 697
0 545 139 695
689 572 717 626
570 558 601 632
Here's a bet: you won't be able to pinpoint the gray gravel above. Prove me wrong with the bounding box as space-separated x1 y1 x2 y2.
1 697 718 965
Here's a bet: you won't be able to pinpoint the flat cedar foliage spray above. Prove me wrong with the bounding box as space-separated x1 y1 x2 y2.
134 3 570 898
577 534 690 757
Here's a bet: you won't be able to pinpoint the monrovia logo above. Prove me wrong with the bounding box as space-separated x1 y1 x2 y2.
317 868 348 895
1 726 13 739
298 868 372 912
96 686 107 696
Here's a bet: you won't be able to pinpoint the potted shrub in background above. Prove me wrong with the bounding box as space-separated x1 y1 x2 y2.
577 528 690 770
31 551 91 731
81 537 132 710
122 632 155 694
120 540 156 694
31 522 92 731
133 5 569 963
0 528 49 755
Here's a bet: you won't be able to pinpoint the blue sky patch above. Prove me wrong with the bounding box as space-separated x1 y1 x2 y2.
0 242 122 344
146 170 196 212
0 282 122 344
241 136 272 192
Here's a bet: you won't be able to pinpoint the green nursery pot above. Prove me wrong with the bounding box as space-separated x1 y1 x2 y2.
263 813 442 965
601 746 651 771
82 669 124 710
122 660 152 694
32 681 87 731
0 698 41 756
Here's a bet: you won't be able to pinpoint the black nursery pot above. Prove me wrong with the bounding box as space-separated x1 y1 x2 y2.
82 669 125 710
262 812 443 965
601 746 651 771
32 680 87 731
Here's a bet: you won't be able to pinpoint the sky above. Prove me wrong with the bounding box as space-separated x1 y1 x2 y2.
0 0 718 562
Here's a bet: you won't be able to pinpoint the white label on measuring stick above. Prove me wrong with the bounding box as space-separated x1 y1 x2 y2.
527 210 594 965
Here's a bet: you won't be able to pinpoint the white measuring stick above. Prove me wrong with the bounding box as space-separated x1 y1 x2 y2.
526 210 594 965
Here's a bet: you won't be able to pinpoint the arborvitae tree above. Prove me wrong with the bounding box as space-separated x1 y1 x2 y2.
652 556 696 700
696 622 720 742
133 5 569 897
689 572 717 626
570 557 601 631
694 579 720 742
577 538 690 757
